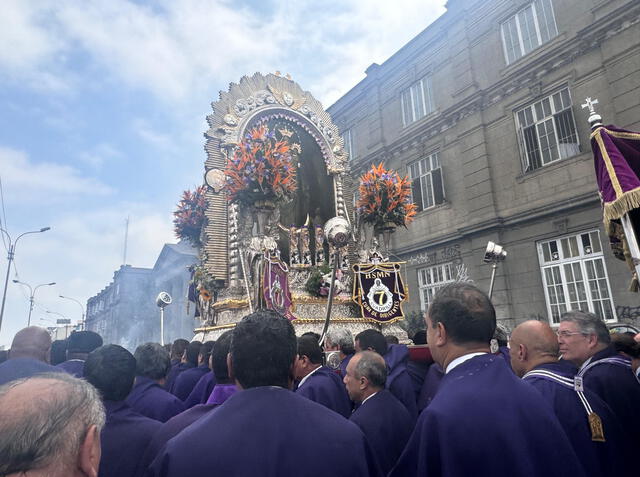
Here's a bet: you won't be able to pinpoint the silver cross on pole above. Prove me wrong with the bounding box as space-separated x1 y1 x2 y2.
581 97 602 128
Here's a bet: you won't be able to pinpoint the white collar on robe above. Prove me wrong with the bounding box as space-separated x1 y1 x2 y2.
445 352 487 374
298 364 322 388
361 391 379 406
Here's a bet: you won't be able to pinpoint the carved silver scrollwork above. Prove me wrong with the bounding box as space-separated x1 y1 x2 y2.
233 90 276 117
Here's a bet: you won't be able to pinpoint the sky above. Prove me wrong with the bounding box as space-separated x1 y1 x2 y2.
0 0 447 347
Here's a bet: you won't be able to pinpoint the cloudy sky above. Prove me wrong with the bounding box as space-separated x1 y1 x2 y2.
0 0 446 347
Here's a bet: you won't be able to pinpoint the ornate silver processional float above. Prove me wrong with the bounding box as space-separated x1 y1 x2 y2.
190 73 415 341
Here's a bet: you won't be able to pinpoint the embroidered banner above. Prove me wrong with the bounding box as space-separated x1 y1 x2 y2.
263 254 295 320
352 262 407 323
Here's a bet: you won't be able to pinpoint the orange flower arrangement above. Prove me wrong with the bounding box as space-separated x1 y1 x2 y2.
357 163 417 228
224 124 297 206
173 185 207 247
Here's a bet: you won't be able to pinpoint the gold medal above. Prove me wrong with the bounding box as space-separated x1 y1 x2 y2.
588 412 605 442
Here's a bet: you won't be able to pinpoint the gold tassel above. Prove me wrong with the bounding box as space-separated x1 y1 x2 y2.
603 188 640 225
588 412 606 442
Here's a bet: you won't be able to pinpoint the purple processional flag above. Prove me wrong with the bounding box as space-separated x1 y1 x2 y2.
590 124 640 290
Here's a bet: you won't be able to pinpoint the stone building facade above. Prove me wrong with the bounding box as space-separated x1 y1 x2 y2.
328 0 640 329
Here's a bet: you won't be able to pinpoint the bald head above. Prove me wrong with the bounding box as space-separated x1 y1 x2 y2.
510 320 559 377
10 326 52 362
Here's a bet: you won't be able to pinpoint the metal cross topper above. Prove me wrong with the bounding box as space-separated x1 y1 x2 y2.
581 97 602 128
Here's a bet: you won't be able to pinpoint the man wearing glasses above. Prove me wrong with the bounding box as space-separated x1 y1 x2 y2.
558 310 640 444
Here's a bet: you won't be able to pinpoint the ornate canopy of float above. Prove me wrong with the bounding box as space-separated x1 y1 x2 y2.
191 73 413 341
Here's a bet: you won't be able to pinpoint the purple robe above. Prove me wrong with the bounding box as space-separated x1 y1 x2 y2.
416 363 444 412
126 376 186 423
99 400 161 477
390 354 586 477
165 362 194 392
0 357 61 385
523 361 629 477
171 364 209 402
56 359 85 378
339 353 353 377
495 346 512 370
183 371 216 408
384 344 418 419
580 346 640 443
406 360 430 400
350 389 413 475
295 365 352 418
147 386 382 477
139 384 237 473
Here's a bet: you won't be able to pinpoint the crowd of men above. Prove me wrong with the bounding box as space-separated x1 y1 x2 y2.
0 282 639 477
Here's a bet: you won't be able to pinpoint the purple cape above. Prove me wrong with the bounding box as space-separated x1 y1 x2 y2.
524 361 629 477
99 400 161 477
339 353 353 377
384 344 418 419
295 365 352 418
125 376 185 423
205 382 237 405
147 386 382 477
183 371 216 408
580 346 640 444
165 362 194 392
350 389 413 475
416 362 444 412
56 359 85 378
0 358 62 385
390 354 586 477
171 364 210 402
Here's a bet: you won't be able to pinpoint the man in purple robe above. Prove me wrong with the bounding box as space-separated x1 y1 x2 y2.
390 283 586 477
164 339 189 391
148 310 381 477
510 320 628 477
0 326 61 385
84 344 161 477
126 343 185 422
167 340 201 396
294 334 352 418
139 331 236 472
182 366 216 407
559 310 640 444
56 330 103 378
416 362 444 412
171 340 213 403
355 329 417 419
324 328 355 377
344 351 413 475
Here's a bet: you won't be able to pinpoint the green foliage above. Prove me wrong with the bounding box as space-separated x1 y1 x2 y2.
304 264 332 297
400 310 426 338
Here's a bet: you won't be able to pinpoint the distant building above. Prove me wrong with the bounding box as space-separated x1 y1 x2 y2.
86 241 198 350
328 0 640 329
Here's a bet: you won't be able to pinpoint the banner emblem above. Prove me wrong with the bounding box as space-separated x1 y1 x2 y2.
353 262 407 322
263 254 295 320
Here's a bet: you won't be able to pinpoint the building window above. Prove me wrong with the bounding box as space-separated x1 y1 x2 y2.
408 153 445 211
501 0 558 65
401 77 434 126
516 87 579 172
537 230 616 325
343 129 354 160
418 262 455 311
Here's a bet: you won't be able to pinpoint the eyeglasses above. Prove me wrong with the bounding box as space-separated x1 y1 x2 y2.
556 330 586 338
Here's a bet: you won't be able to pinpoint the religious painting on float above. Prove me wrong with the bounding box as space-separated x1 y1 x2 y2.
262 253 295 320
352 262 407 322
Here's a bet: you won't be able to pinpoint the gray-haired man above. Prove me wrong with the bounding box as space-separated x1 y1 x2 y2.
0 372 105 477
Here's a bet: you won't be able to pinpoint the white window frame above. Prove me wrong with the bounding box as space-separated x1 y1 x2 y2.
408 152 445 212
500 0 558 65
515 86 580 172
342 129 354 161
401 77 434 126
418 262 455 311
537 230 616 325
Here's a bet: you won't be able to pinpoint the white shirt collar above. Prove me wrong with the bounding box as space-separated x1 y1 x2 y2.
361 391 379 406
297 365 321 388
445 352 487 374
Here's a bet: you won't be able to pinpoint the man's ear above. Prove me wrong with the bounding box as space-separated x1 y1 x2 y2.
227 353 239 388
435 321 447 346
77 424 101 477
587 334 599 350
518 343 526 361
359 375 368 390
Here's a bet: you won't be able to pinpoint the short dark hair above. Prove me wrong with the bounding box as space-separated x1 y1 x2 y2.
85 345 136 401
297 335 323 364
428 283 496 345
200 341 215 362
560 310 611 345
230 309 296 389
385 335 400 345
212 331 233 383
300 331 321 341
355 329 388 355
66 331 103 354
170 339 189 360
134 343 171 380
185 341 203 366
354 351 387 388
50 340 68 365
611 333 640 358
412 330 427 345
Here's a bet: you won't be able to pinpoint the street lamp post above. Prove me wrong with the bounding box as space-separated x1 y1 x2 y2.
13 280 56 326
0 226 51 333
59 295 86 331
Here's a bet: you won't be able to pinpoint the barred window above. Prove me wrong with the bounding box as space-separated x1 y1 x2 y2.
501 0 558 65
401 77 434 126
418 263 455 311
516 87 579 172
408 153 445 212
538 230 616 324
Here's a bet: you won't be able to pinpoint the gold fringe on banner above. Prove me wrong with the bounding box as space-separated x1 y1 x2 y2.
602 188 640 225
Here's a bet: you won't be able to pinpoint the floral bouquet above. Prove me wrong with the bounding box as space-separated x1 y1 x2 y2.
357 163 417 229
173 185 207 247
225 124 297 207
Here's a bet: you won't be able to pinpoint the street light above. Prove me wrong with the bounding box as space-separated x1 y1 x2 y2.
59 295 86 331
13 280 56 326
0 226 51 333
